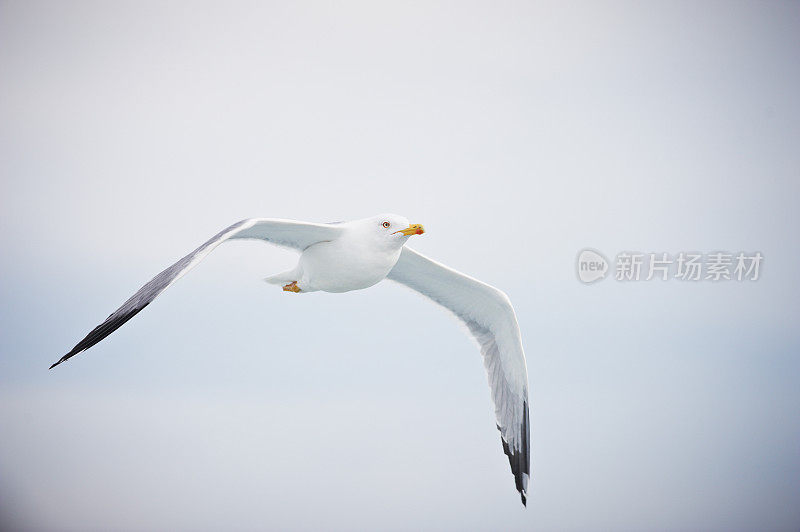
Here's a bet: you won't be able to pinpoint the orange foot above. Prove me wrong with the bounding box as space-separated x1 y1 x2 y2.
282 281 301 293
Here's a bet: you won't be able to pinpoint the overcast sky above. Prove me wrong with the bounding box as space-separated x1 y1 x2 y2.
1 1 799 530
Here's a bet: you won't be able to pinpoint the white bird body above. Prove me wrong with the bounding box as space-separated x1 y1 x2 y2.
266 217 407 293
51 213 530 505
298 239 402 292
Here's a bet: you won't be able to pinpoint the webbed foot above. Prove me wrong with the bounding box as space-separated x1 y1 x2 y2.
282 281 301 293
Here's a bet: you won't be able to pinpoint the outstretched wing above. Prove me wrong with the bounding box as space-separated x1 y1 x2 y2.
387 246 530 505
50 218 343 369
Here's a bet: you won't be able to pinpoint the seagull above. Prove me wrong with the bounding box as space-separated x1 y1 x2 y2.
50 214 530 505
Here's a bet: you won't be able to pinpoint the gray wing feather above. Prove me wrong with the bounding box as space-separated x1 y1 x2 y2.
387 246 531 505
50 218 341 369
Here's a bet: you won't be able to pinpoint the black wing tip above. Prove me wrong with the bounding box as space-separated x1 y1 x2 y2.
49 305 149 371
501 435 530 507
49 350 79 370
499 400 530 507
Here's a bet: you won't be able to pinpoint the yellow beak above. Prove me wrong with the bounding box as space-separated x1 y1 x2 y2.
393 223 425 236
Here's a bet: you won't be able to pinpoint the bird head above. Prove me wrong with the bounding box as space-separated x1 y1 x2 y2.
355 213 425 250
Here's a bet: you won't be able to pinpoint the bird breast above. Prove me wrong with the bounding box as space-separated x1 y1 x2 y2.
298 239 401 293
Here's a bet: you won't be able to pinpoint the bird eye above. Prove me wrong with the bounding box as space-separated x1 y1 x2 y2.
382 221 391 228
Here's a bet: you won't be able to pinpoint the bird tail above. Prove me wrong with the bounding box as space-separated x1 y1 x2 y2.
263 269 299 285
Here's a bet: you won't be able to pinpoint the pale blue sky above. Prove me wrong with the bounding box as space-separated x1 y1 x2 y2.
1 1 799 530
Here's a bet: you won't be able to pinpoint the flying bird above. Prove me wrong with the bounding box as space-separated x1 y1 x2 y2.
50 214 530 505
